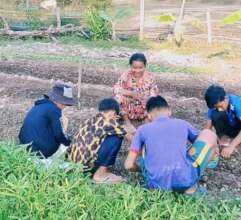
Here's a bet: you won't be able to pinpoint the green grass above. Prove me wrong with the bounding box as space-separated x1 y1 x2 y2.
0 49 206 75
0 35 148 50
0 141 241 219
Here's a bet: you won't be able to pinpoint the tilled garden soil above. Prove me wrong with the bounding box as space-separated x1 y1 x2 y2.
0 59 240 198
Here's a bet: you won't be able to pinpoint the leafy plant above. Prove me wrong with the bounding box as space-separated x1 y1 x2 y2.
85 8 111 40
0 141 241 219
155 13 205 46
99 7 133 40
155 14 176 22
218 9 241 27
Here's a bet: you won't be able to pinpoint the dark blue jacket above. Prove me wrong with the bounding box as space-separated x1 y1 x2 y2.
19 98 71 158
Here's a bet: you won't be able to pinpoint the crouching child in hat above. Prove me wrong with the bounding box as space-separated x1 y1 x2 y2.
19 84 77 158
67 98 133 184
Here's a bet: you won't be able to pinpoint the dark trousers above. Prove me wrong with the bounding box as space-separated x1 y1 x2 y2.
92 135 123 173
211 110 241 138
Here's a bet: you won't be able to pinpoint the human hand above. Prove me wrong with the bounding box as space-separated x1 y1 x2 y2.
125 133 134 143
221 145 236 159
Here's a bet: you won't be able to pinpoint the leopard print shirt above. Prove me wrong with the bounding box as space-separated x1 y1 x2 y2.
67 113 127 169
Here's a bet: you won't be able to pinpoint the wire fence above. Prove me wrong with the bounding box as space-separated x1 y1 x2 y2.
0 0 241 43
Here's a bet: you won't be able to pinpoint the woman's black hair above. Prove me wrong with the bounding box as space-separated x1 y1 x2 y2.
204 85 226 109
98 98 120 115
146 96 169 113
129 53 147 66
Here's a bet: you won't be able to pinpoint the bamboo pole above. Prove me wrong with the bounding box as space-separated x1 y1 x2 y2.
77 66 82 109
206 11 212 44
139 0 145 41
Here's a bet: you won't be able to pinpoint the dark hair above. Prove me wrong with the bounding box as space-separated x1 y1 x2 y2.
98 98 120 115
129 53 147 66
146 96 169 113
204 85 226 109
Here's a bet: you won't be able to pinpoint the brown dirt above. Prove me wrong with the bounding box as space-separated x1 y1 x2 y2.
0 59 240 198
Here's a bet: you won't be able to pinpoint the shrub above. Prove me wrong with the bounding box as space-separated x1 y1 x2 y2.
85 8 112 40
0 141 241 219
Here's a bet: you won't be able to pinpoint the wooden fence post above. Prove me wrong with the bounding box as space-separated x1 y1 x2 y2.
56 7 61 29
77 66 82 109
139 0 145 41
206 11 212 44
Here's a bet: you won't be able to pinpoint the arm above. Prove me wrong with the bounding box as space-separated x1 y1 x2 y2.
49 111 71 146
222 118 241 158
125 129 143 172
124 151 140 172
206 120 213 129
206 109 213 129
114 72 145 101
149 77 159 97
222 99 241 158
187 122 199 143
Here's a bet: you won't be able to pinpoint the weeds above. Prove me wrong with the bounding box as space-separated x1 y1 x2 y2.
0 141 241 219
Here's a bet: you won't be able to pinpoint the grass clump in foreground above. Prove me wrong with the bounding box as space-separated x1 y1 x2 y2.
0 141 241 219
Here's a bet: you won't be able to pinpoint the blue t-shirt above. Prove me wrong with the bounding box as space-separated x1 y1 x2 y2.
129 116 199 190
207 94 241 127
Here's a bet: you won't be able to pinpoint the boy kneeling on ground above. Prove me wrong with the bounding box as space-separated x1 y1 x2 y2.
205 85 241 159
125 96 219 194
67 98 133 184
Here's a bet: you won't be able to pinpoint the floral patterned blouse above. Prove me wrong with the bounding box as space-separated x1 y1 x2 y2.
114 71 159 120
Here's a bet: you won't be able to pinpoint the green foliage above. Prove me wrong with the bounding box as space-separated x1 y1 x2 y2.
0 141 241 219
16 3 43 30
61 17 80 26
0 19 5 29
218 9 241 27
57 0 73 7
85 8 112 40
81 0 111 10
155 14 176 22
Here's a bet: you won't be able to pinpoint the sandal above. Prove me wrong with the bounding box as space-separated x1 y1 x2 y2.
185 186 207 196
93 173 126 184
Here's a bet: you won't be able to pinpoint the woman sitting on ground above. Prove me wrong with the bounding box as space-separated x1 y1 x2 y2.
114 53 159 126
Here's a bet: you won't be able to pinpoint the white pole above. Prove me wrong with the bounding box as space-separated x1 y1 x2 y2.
56 7 61 29
206 11 212 44
77 66 82 109
26 0 29 9
139 0 144 41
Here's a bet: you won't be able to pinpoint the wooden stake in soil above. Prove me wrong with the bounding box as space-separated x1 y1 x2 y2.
139 0 145 41
77 66 82 109
206 11 212 44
